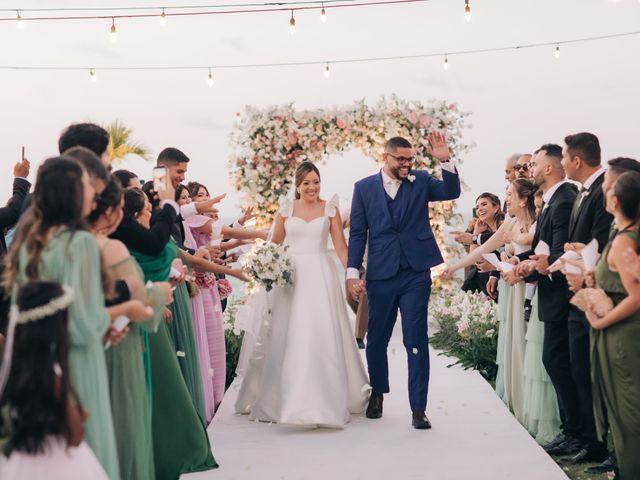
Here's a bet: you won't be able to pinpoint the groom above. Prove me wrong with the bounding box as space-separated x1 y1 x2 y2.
347 133 460 429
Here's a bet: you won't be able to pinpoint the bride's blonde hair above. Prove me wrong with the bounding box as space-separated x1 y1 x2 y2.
294 162 321 199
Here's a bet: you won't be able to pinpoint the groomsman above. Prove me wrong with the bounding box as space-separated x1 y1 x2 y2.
515 144 580 455
557 133 612 466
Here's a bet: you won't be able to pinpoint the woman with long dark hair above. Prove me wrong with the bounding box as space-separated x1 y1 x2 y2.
123 188 218 480
585 171 640 479
0 281 108 478
3 157 151 479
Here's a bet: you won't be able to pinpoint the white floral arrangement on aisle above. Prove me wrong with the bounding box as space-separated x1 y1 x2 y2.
241 240 294 292
429 288 498 336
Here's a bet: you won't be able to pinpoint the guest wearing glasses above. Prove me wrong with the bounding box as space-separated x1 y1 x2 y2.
514 154 533 179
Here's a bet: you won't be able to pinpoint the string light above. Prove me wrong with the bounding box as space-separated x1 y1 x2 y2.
90 68 97 82
109 17 118 43
207 68 214 87
464 0 471 22
555 43 560 59
320 3 327 22
16 10 24 28
289 10 296 35
324 63 330 78
159 8 167 25
443 55 449 70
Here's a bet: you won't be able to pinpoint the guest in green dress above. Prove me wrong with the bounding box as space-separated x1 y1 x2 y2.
87 177 171 480
585 171 640 480
125 189 218 480
4 157 153 479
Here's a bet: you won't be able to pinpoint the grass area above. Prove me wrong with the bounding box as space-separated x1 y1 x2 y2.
552 456 611 480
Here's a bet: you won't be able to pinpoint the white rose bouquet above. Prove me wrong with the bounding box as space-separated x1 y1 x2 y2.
241 240 294 292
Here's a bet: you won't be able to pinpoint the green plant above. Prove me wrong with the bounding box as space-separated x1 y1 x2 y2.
223 296 245 389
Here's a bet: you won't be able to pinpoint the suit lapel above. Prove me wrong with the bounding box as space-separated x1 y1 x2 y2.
568 173 604 239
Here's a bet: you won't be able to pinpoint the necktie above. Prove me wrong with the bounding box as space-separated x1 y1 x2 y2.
570 187 587 227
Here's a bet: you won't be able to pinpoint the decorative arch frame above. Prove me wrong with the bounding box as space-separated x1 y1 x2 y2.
229 95 472 273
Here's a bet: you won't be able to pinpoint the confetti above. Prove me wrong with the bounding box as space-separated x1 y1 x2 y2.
176 351 186 357
412 347 418 355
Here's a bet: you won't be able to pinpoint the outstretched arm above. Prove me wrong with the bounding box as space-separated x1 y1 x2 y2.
447 218 513 274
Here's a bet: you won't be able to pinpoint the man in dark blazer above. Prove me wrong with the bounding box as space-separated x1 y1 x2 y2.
515 145 580 456
0 157 31 333
555 133 611 465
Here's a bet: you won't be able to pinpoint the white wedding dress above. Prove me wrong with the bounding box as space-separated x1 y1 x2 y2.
234 195 369 428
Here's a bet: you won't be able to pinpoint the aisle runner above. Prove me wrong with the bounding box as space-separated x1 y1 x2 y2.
185 337 567 480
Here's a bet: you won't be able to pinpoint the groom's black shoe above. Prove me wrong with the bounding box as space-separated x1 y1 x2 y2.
366 393 383 419
356 338 365 349
412 411 432 430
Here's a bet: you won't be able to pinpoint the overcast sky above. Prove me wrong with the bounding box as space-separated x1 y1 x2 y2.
1 0 639 220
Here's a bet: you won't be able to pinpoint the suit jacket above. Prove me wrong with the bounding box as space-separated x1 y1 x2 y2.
0 177 31 256
518 182 578 322
110 203 178 256
348 169 460 281
567 172 612 253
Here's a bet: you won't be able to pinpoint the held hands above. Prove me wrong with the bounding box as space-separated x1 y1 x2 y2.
502 270 522 286
425 132 451 163
347 278 365 301
529 254 550 275
515 260 536 278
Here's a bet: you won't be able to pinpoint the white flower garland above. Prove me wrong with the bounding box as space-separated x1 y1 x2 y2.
17 286 75 324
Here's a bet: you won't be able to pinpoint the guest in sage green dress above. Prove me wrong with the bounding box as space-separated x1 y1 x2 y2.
4 157 154 479
584 171 640 480
125 189 218 480
87 177 171 480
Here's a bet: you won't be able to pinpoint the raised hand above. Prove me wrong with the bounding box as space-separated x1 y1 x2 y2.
239 206 257 225
425 131 451 162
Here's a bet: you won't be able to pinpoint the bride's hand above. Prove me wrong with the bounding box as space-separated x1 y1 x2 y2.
346 279 364 301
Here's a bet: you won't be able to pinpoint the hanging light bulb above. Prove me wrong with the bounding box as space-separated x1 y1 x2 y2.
16 10 25 29
159 8 167 26
320 4 327 23
289 11 296 35
109 18 118 43
554 43 560 59
464 1 471 22
90 69 97 82
443 55 449 71
324 63 330 78
207 68 214 88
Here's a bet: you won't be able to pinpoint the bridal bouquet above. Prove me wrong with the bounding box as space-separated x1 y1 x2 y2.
241 240 294 292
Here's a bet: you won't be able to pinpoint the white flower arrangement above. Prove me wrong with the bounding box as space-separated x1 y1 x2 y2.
429 288 498 336
241 240 294 292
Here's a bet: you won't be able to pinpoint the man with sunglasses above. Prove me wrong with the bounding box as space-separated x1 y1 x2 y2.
514 154 533 179
347 132 460 429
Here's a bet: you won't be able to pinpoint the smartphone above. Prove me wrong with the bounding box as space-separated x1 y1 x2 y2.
472 207 477 218
152 166 168 192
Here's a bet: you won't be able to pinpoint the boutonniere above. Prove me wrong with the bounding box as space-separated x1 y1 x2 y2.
407 174 416 183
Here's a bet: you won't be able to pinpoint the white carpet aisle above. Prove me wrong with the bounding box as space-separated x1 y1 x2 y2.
185 336 568 480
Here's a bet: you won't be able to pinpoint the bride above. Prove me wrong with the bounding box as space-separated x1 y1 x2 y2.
234 162 370 428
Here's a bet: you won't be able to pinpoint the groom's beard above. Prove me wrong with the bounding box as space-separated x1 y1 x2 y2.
388 165 410 180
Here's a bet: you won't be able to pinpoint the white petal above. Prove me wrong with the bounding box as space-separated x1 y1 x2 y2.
176 351 186 357
412 347 418 355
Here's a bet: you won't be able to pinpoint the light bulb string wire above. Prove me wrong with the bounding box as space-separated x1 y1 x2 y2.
0 0 430 22
1 29 637 73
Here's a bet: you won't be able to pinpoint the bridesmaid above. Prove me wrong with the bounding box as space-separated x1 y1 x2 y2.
87 177 171 480
3 157 151 479
176 184 216 422
585 171 640 480
186 181 266 407
124 188 218 480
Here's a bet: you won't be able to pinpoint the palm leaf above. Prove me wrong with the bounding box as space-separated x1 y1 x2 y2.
104 120 151 163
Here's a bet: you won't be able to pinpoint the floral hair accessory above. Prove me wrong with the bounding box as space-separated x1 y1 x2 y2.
16 286 74 324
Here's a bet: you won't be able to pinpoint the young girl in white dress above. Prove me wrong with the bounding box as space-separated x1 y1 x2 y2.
0 281 108 479
235 162 369 428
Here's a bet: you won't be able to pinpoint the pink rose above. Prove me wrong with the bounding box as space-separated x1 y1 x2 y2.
276 116 283 123
336 118 347 129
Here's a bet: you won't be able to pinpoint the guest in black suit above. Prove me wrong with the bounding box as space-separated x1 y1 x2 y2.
0 157 31 334
554 133 612 465
516 144 581 456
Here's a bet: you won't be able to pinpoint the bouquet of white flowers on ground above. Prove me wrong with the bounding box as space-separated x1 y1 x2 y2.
241 240 294 292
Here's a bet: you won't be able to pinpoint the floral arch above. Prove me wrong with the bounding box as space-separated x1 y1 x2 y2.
229 95 472 270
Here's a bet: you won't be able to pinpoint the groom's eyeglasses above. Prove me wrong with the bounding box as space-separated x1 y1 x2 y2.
386 153 415 165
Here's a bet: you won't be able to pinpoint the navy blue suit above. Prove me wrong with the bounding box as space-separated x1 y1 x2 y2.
348 168 460 410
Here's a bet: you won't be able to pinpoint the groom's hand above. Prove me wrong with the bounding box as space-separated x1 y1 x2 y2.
425 131 451 162
346 279 364 301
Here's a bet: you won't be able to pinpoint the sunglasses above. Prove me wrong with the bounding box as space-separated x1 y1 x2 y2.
514 163 529 172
